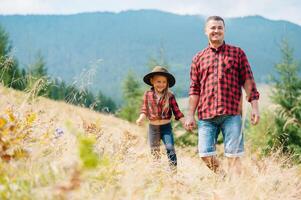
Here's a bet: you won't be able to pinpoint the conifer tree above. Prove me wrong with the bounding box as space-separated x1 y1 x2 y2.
270 40 301 161
0 25 23 90
26 53 49 96
118 71 143 122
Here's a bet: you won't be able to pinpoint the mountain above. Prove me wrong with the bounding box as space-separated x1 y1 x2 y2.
0 10 300 102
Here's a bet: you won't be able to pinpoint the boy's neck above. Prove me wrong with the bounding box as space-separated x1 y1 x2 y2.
155 91 163 97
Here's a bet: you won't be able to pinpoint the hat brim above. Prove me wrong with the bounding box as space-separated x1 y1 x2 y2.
143 72 175 87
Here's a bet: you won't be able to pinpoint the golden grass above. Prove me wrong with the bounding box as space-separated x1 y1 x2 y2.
0 86 300 200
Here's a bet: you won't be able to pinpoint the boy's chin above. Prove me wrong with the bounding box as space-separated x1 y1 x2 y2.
155 89 164 93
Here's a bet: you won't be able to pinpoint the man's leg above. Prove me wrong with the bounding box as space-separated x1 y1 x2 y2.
221 115 244 175
201 156 222 173
227 157 242 175
198 119 222 173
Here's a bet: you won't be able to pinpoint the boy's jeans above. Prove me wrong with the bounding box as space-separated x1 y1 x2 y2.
148 123 177 167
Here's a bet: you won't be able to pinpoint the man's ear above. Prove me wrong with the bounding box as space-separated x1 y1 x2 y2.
204 26 209 36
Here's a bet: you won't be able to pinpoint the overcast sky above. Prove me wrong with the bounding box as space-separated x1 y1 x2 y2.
1 0 301 25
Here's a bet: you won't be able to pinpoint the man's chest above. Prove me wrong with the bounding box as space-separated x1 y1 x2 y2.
197 51 241 81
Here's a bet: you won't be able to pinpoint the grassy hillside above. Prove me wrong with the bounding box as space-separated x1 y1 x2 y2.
0 86 300 199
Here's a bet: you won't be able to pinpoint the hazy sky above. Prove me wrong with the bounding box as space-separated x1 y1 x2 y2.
1 0 301 25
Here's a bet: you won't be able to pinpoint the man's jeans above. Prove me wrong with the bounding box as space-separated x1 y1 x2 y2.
198 115 244 157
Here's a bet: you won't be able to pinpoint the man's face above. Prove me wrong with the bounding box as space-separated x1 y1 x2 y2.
205 20 225 45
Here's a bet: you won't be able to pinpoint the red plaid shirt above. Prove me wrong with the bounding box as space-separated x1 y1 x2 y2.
140 88 184 121
189 42 259 120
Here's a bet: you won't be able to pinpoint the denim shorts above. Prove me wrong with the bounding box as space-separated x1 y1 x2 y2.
198 115 244 157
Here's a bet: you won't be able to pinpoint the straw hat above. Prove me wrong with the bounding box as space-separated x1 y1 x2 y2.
143 66 176 87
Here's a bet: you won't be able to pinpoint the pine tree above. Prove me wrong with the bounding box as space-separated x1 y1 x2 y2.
270 40 301 161
26 53 50 96
118 71 143 122
94 91 117 113
0 25 23 90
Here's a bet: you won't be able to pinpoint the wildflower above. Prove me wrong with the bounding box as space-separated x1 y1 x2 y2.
55 128 64 138
5 109 15 122
26 113 36 124
0 117 7 129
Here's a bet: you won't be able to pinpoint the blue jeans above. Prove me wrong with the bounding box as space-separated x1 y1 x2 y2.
148 123 177 167
198 115 244 157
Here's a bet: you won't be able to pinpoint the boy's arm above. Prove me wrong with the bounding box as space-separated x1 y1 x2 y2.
170 94 184 120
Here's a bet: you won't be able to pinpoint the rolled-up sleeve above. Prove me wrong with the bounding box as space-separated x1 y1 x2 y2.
239 49 260 102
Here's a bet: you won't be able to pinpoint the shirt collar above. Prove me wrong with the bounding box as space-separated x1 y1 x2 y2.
208 41 226 52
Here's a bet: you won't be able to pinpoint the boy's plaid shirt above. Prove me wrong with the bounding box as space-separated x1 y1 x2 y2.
189 42 259 120
140 88 184 121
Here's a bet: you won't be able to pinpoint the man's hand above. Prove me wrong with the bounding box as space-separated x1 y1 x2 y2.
250 100 260 125
185 115 196 131
186 95 199 131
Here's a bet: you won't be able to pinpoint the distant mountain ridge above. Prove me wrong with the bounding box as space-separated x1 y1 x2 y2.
0 10 300 102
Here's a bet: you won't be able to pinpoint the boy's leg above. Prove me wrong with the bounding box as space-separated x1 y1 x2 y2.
148 124 161 160
160 123 177 169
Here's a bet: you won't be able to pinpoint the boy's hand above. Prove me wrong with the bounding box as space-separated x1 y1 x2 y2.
136 118 143 126
136 114 146 126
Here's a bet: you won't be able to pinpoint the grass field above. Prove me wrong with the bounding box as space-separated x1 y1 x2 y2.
0 86 300 200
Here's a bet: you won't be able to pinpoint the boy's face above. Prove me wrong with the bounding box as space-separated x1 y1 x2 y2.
150 75 168 94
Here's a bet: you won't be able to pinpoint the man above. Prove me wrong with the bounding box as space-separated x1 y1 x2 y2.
185 16 260 175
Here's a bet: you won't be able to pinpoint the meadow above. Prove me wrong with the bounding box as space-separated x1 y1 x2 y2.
0 85 300 200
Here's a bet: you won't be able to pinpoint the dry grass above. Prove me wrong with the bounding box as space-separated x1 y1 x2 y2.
0 86 300 200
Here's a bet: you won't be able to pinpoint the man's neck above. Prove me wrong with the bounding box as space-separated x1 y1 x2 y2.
209 41 224 50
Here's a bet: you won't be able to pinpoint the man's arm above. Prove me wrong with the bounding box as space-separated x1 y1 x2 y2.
185 95 199 131
187 52 201 130
240 49 260 125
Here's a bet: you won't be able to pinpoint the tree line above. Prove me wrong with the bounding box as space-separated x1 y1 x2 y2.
0 25 116 113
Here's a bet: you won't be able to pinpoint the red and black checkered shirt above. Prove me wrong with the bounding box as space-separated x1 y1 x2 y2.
140 88 184 121
189 42 260 120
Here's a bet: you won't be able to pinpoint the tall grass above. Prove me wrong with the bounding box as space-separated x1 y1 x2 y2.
0 86 300 199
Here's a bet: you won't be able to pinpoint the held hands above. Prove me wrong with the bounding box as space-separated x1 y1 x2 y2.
184 115 197 131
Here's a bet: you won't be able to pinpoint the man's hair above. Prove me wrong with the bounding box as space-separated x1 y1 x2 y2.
206 16 225 26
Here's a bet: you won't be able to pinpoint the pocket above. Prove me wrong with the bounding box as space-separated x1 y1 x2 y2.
223 58 238 74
